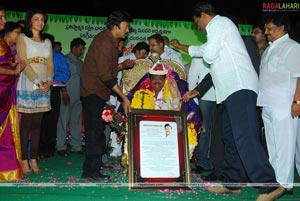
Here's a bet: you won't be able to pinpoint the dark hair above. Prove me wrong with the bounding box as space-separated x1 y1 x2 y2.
17 19 25 26
0 21 20 38
70 37 86 49
24 8 48 39
147 34 165 47
164 123 172 129
118 37 127 43
16 19 25 32
43 33 55 46
253 23 265 33
262 12 291 33
106 10 132 29
53 41 62 51
192 2 216 18
54 41 61 46
132 41 149 53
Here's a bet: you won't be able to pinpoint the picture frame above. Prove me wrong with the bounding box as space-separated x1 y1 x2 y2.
128 109 191 190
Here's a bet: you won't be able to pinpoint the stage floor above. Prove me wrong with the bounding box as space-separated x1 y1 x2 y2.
0 152 299 201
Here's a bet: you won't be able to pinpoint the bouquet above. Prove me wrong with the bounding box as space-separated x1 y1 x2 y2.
101 105 127 142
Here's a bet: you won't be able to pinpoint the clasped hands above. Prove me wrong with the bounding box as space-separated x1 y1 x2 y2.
37 80 52 92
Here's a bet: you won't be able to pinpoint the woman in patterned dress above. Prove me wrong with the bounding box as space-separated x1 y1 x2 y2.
16 8 54 174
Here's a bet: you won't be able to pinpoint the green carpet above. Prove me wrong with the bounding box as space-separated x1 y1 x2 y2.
0 153 299 201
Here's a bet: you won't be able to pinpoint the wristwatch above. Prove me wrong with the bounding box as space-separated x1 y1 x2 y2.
293 100 300 105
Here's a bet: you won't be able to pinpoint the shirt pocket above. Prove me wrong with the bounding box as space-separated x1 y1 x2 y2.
266 55 283 73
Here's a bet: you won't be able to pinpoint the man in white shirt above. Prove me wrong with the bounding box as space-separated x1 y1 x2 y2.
147 34 184 67
257 12 300 194
182 2 284 200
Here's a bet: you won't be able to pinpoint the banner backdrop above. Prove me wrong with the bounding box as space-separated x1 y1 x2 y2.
7 11 252 64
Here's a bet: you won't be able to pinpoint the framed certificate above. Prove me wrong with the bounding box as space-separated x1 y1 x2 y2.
128 109 191 189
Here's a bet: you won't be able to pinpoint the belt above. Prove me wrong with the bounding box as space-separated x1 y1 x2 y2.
28 56 47 64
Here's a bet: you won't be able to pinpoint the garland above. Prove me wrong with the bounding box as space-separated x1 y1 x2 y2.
131 79 171 109
130 78 198 158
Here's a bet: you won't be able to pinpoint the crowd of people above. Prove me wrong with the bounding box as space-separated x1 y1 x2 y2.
0 2 300 201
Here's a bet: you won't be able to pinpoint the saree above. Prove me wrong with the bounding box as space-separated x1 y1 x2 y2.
0 38 23 182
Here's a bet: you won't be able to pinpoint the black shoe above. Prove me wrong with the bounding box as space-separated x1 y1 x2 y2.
57 150 68 156
71 150 84 154
82 173 110 181
202 173 224 181
39 152 53 158
284 188 293 195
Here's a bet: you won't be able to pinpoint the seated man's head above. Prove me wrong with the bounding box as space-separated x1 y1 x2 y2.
149 61 168 94
150 74 166 94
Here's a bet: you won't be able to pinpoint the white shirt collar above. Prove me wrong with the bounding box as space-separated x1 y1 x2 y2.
268 33 289 46
206 15 220 33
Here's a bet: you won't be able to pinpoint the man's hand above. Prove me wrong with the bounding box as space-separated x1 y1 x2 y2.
122 97 131 116
182 89 199 102
170 39 180 49
61 88 70 105
291 102 300 118
121 59 135 70
62 92 70 105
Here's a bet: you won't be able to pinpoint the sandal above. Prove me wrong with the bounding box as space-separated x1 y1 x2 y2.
29 159 42 174
21 160 32 174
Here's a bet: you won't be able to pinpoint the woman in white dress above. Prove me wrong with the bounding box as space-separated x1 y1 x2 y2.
16 8 53 174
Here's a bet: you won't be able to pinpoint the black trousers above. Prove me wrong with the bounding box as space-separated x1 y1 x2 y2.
221 90 277 194
39 87 61 154
82 94 107 176
212 105 268 177
211 104 225 177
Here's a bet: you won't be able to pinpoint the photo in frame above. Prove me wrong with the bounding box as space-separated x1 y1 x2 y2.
127 109 191 189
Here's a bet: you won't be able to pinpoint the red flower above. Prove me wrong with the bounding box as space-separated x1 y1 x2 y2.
101 105 127 138
102 109 113 122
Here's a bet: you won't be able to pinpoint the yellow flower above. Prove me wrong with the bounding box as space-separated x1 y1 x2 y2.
187 122 198 159
187 122 198 146
130 79 198 158
131 80 171 109
131 89 155 109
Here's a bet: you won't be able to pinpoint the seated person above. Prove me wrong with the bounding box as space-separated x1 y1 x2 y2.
126 59 203 157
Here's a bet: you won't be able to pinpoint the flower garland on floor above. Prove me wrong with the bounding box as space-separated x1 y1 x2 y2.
131 76 198 159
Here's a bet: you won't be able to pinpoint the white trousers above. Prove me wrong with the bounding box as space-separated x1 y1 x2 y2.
110 132 123 157
295 117 300 176
262 107 297 188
